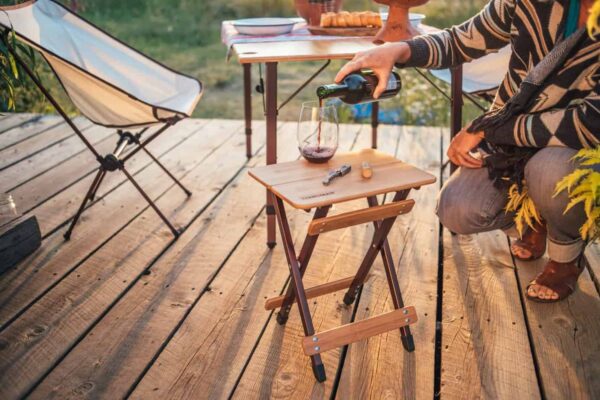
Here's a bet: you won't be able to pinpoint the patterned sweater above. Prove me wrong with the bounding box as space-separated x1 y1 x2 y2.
403 0 600 149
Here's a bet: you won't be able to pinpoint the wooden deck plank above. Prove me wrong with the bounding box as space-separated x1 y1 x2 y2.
0 118 91 170
0 119 239 329
514 251 600 399
0 115 62 150
30 125 269 400
0 113 38 134
0 124 115 193
440 232 540 399
585 243 600 294
0 115 598 399
334 125 440 400
0 122 254 399
129 124 363 400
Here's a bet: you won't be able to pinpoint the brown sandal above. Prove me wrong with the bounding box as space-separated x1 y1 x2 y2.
526 258 584 303
511 222 547 261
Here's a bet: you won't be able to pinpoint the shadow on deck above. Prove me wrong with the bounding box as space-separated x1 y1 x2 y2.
0 113 598 399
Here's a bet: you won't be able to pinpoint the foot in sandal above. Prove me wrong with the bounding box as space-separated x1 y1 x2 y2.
526 258 584 302
511 222 547 261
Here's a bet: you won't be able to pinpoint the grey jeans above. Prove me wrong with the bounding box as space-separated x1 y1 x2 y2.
437 147 597 263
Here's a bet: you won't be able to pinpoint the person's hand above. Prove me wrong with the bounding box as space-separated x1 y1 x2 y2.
335 42 411 99
447 127 485 168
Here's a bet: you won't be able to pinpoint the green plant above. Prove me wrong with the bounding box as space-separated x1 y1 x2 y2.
554 147 600 241
0 30 21 111
0 28 44 113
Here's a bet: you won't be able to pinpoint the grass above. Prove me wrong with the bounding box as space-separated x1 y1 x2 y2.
2 0 488 126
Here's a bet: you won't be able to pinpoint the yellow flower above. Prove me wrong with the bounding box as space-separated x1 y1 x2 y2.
589 0 600 37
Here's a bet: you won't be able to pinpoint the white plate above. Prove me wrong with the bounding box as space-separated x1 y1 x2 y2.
233 18 297 36
380 12 426 27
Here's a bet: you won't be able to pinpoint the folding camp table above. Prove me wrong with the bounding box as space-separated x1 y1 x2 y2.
249 148 436 382
0 0 203 239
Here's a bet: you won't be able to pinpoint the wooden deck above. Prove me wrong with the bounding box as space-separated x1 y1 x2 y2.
0 113 599 400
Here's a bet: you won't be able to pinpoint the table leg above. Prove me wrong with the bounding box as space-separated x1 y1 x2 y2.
343 208 402 305
272 194 327 382
368 193 415 351
371 101 379 149
265 62 278 248
450 65 463 174
276 206 331 325
243 63 252 159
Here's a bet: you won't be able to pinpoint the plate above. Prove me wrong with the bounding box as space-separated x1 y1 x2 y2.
233 18 297 36
380 12 426 27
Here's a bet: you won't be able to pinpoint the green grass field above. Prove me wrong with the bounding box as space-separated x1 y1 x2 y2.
2 0 487 126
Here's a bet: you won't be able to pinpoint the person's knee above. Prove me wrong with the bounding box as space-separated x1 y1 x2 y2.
436 181 496 235
525 148 579 217
525 148 578 198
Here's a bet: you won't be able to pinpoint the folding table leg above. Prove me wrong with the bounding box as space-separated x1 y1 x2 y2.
272 194 327 382
276 206 330 325
243 63 253 159
64 166 105 240
341 191 416 352
366 195 415 351
265 62 278 249
371 101 379 149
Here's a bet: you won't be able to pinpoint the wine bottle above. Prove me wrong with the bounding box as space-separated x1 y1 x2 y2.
316 71 402 104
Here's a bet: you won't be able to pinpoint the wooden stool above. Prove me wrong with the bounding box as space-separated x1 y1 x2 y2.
249 149 436 382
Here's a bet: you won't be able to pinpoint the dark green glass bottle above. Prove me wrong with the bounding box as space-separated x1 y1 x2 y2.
317 71 402 104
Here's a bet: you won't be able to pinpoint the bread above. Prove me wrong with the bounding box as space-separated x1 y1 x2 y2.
319 11 382 28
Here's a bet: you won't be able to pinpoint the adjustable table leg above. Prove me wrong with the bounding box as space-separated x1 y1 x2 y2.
272 194 326 382
265 62 278 248
243 63 253 159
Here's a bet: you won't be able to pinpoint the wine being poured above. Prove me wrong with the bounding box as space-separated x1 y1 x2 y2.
298 100 339 164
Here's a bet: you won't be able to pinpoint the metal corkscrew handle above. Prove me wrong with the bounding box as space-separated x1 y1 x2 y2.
322 164 352 186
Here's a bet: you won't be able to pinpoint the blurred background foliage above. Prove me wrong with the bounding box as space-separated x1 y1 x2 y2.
0 0 488 126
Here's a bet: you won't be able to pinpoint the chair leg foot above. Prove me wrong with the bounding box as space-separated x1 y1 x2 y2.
401 333 415 352
267 241 276 249
343 292 356 306
312 362 326 382
63 232 71 241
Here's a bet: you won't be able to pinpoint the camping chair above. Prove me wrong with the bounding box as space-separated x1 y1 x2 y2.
0 0 203 239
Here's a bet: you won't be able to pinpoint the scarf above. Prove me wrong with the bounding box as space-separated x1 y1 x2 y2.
467 27 587 190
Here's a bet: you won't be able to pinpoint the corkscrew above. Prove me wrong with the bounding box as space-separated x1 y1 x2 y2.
322 164 352 186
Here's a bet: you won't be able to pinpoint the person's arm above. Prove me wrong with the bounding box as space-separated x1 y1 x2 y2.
402 0 516 69
484 82 600 148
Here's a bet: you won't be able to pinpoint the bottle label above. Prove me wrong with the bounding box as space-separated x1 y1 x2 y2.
386 76 398 91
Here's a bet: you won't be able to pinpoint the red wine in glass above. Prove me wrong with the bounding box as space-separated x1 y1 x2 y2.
300 145 336 163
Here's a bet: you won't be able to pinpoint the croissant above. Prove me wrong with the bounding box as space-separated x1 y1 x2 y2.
320 11 382 28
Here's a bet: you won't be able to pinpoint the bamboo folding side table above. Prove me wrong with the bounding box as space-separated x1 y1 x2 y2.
249 149 436 382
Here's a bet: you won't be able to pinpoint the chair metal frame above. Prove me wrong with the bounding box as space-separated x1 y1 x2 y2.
1 29 191 240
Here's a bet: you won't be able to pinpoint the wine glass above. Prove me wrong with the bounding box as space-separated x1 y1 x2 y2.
297 100 339 164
